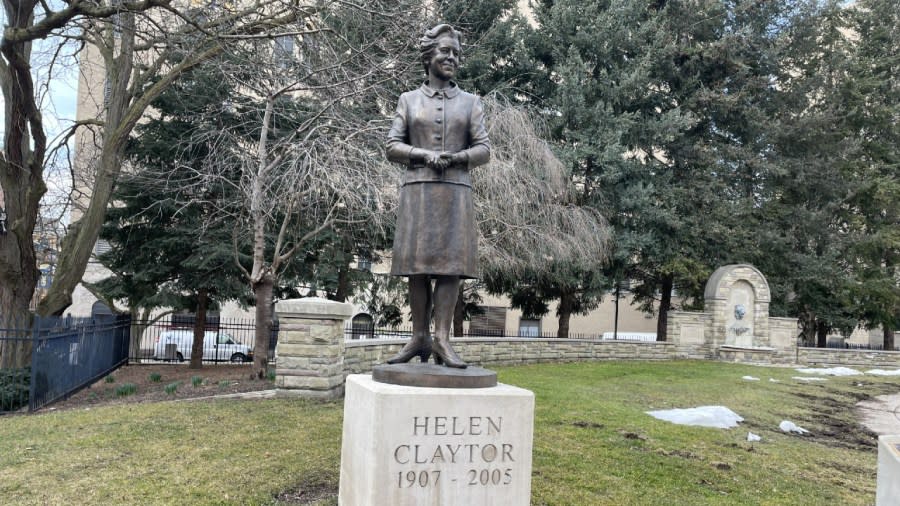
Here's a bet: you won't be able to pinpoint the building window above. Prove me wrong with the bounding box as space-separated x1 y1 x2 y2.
38 267 53 289
351 313 374 340
94 239 112 256
518 318 541 337
469 306 507 337
356 254 372 272
274 35 294 67
103 77 112 106
172 312 221 328
91 301 113 319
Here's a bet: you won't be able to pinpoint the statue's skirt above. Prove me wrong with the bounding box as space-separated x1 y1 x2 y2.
390 181 477 278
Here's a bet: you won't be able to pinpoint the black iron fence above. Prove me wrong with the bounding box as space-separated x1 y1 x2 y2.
1 314 275 413
825 340 887 351
344 323 605 341
127 316 277 364
1 315 130 413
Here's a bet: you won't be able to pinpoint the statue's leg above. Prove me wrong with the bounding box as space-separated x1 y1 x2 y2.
431 275 467 368
386 275 432 364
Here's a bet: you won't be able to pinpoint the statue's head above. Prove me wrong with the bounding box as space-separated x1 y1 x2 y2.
420 24 462 76
734 304 746 320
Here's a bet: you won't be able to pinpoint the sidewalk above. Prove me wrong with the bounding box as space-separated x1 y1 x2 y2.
858 393 900 436
177 389 277 402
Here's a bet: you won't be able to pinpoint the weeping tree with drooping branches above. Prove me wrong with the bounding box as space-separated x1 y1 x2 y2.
477 97 610 337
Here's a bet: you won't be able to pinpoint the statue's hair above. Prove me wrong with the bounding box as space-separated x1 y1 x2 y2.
419 24 461 75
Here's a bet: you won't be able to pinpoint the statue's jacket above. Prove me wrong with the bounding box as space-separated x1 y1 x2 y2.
386 83 490 187
386 83 491 279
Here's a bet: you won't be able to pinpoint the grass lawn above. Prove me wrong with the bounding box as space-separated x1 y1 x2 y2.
0 360 896 505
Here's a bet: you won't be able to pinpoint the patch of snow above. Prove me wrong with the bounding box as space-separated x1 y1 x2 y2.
793 376 828 382
646 406 743 429
742 376 760 381
866 369 900 376
779 420 809 434
747 432 761 442
795 367 862 376
769 378 780 383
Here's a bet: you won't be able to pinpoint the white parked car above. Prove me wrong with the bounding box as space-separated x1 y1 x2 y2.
154 330 253 363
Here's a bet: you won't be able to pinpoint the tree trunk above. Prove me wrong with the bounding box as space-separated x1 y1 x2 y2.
798 308 816 346
0 204 37 368
613 282 620 340
884 324 895 352
334 264 351 302
0 247 39 369
252 274 275 379
453 283 465 337
557 290 574 338
128 307 147 364
656 275 673 342
0 298 34 370
0 2 45 369
190 289 208 369
35 13 139 317
36 16 226 317
816 320 828 348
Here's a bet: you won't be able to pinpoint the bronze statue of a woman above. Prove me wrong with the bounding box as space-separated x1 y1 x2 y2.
385 24 490 369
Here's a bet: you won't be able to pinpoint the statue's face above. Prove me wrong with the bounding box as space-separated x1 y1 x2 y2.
428 35 460 81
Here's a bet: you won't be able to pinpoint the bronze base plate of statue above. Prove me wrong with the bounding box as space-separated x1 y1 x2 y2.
373 363 497 388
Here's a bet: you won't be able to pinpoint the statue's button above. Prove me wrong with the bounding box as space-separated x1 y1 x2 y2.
435 135 442 140
436 107 443 111
435 118 442 123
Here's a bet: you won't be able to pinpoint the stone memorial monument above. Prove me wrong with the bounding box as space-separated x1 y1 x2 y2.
667 264 798 362
338 24 534 506
704 264 771 349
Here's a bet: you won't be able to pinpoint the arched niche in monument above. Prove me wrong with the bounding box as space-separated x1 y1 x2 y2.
704 264 771 348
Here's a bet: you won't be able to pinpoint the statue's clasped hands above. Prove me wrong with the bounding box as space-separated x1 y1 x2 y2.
424 151 466 171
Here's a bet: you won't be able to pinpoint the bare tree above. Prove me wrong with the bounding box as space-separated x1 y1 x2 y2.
39 0 316 317
0 0 369 368
476 96 609 281
132 4 422 377
0 0 174 368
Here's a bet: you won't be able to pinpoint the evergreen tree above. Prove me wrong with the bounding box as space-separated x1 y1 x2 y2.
96 61 250 368
843 0 900 349
755 1 860 346
526 0 807 340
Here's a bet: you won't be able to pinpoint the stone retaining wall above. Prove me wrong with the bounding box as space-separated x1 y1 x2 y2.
344 338 676 374
666 311 714 360
798 348 900 368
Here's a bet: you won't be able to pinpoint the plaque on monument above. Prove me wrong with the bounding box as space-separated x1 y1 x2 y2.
339 375 534 506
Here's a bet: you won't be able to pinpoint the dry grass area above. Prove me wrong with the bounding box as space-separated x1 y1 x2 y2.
52 364 273 410
2 361 899 505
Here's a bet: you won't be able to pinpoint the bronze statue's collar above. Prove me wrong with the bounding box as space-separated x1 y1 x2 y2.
420 82 460 98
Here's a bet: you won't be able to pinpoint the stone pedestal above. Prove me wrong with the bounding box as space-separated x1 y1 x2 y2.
273 297 353 399
877 435 900 505
339 375 534 506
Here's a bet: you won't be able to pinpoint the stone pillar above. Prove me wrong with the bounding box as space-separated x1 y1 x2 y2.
877 435 900 505
274 297 353 399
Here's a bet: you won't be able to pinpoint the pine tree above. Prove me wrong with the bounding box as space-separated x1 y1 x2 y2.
96 61 250 368
751 1 860 346
843 0 900 349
